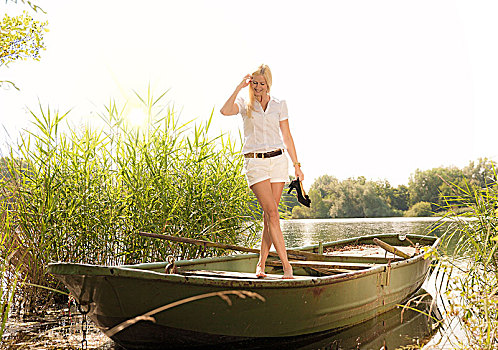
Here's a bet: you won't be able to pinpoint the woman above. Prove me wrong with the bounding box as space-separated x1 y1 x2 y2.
220 64 304 279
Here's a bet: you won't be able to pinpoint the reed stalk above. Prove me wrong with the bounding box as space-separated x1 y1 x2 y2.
0 236 20 338
435 172 498 349
0 89 259 308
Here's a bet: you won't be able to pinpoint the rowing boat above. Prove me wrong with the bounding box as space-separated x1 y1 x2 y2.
48 233 440 349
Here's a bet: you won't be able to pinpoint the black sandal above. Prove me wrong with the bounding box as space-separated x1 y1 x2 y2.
288 178 311 207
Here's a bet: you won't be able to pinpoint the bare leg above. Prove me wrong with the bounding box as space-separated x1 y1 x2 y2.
257 182 285 276
256 213 271 277
251 180 293 278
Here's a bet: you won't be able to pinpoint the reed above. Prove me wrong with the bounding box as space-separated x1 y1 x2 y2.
0 90 260 308
0 220 22 338
434 173 498 349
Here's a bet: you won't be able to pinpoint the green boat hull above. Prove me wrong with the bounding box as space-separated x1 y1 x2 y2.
48 234 439 349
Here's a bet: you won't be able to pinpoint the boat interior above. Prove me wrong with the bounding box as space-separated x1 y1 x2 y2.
123 234 437 280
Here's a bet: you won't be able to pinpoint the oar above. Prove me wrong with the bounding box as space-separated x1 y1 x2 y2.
373 238 412 259
139 231 332 261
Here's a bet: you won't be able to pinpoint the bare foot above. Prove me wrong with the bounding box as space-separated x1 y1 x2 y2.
282 264 294 279
256 264 267 278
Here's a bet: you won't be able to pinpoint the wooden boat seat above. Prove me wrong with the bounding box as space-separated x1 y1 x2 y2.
325 245 416 259
318 255 403 263
177 269 315 280
267 260 380 270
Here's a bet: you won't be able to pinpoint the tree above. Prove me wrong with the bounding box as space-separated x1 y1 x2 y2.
290 159 496 219
390 185 410 211
408 167 463 211
327 177 396 218
291 188 330 219
408 168 443 208
362 182 395 217
1 8 48 90
407 161 498 213
289 175 337 219
312 174 337 198
328 178 364 218
367 180 407 214
463 158 497 189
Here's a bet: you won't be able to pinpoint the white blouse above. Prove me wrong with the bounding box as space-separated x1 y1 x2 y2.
235 96 289 154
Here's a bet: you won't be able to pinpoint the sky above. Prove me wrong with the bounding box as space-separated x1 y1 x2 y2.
1 0 498 188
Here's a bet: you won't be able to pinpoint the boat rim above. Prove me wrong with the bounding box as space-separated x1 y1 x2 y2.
48 234 440 289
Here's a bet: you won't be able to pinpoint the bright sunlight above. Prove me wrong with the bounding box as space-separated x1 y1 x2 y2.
126 108 148 128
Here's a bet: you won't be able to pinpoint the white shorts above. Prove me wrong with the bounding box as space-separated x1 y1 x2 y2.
243 153 290 187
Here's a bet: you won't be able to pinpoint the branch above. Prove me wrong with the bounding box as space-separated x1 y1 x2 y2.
6 0 46 13
0 80 20 91
105 290 265 337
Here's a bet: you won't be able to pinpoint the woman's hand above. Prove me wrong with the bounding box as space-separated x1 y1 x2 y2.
237 74 252 90
295 165 304 182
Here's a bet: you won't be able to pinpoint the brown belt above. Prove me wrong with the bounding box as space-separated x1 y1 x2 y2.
244 149 283 159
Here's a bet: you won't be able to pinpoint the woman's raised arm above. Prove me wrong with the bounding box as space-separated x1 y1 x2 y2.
220 74 251 116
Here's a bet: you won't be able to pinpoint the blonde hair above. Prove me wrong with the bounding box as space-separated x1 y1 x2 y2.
247 64 272 118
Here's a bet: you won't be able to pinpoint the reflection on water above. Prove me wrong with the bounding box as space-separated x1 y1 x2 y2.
281 217 447 248
214 290 441 350
3 308 116 349
294 290 441 350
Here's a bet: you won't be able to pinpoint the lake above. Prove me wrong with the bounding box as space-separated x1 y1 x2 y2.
248 217 452 349
5 217 452 349
281 217 449 349
281 217 446 248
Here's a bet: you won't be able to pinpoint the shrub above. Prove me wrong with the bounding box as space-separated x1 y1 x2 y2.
404 201 433 217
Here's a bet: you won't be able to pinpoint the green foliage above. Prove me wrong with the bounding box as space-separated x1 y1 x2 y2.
0 11 47 65
295 188 330 218
289 175 399 219
435 169 498 349
409 168 447 209
408 159 497 213
0 9 48 89
362 182 395 217
285 158 497 219
328 178 396 218
291 175 334 219
462 158 497 189
381 183 409 211
0 91 259 306
404 201 433 217
408 166 465 210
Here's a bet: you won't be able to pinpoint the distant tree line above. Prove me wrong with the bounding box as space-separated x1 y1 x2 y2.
4 156 495 220
282 158 497 219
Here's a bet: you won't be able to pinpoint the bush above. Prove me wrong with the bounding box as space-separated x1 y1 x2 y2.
404 201 433 217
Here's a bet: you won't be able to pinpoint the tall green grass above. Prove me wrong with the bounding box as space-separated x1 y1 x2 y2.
435 173 498 349
0 90 259 308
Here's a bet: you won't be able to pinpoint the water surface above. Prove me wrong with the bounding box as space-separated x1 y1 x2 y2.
281 217 446 248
